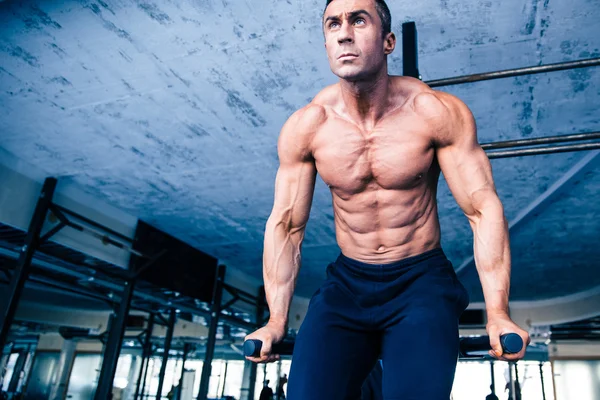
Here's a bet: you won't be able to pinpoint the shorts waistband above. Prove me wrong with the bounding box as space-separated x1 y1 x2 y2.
336 247 447 278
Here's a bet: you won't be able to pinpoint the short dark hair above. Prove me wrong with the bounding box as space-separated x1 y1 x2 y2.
324 0 392 38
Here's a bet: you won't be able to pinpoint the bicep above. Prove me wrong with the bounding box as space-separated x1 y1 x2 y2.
437 142 497 219
268 107 320 229
434 96 499 218
270 160 317 230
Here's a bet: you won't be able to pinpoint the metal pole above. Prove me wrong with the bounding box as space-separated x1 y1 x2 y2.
220 361 229 398
482 131 600 151
0 344 12 390
176 343 191 400
487 142 600 159
0 244 256 333
489 361 496 395
156 309 177 400
0 178 57 350
275 359 282 400
94 279 136 400
248 286 266 400
17 343 36 395
197 264 226 400
508 362 515 400
48 339 77 400
402 22 419 79
7 349 27 393
539 362 547 400
426 57 600 87
134 314 155 400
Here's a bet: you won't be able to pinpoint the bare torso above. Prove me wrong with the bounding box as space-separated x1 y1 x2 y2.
310 76 442 263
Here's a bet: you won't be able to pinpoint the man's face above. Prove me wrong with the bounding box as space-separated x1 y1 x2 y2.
323 0 393 81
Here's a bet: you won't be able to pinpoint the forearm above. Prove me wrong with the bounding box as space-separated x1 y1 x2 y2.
471 197 511 317
262 216 304 330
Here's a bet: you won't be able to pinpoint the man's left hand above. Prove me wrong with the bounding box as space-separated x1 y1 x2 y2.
486 312 531 361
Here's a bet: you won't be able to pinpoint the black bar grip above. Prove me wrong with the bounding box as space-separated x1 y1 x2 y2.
244 333 523 359
460 333 523 357
243 339 295 357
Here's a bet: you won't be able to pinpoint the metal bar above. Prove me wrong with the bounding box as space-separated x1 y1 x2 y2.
508 363 516 400
487 142 600 159
156 309 177 399
539 362 547 400
514 363 520 399
197 264 227 400
489 361 496 395
60 217 144 257
94 279 136 400
133 249 167 279
0 177 57 350
402 22 419 79
550 332 600 341
248 286 266 400
27 277 116 308
39 221 66 243
53 204 133 243
155 313 169 327
16 344 35 395
0 268 11 284
221 296 240 311
7 350 27 392
481 132 600 151
176 343 191 400
0 246 258 332
426 57 600 88
223 284 259 303
220 361 229 398
134 314 154 400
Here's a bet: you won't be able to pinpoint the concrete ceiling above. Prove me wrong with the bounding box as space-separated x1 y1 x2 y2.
0 0 598 301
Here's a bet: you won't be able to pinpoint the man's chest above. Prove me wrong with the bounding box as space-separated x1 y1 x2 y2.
312 116 436 192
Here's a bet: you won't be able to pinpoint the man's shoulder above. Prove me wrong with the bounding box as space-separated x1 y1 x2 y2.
284 86 336 134
402 79 471 121
278 101 329 158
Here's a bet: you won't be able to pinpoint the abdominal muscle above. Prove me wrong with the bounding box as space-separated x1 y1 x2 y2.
331 183 442 264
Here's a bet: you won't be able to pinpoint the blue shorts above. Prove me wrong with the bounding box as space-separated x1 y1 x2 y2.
287 248 470 400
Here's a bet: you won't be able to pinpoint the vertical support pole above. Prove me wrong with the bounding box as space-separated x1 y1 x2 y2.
402 22 420 79
48 339 77 400
513 362 520 400
17 343 36 395
248 286 266 400
176 343 191 400
220 361 229 398
197 264 226 400
489 360 496 395
275 359 282 400
134 314 155 400
0 178 57 350
539 362 547 400
0 344 12 390
94 279 136 400
7 349 28 393
508 362 516 400
156 309 177 399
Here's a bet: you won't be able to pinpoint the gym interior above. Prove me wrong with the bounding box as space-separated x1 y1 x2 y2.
1 1 599 399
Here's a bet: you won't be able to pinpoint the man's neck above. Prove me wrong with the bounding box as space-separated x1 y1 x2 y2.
339 68 391 130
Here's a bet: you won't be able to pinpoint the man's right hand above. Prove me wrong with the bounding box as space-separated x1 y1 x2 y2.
244 322 286 363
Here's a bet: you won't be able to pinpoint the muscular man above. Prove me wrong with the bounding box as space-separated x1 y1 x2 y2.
246 0 530 398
